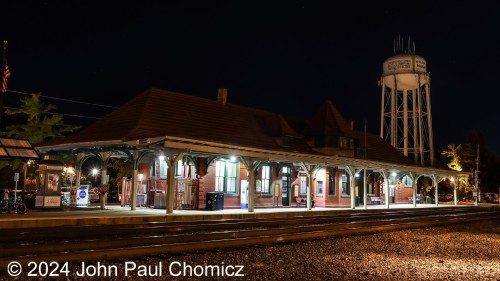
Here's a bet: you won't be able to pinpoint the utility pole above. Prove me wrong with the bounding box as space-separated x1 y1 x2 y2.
474 144 479 206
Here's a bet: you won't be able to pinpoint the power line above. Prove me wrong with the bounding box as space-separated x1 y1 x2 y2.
6 89 118 109
3 106 101 120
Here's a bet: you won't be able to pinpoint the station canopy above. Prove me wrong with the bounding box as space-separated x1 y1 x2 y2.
0 138 40 160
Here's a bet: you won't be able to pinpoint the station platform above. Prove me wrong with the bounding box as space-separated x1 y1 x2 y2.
1 202 488 230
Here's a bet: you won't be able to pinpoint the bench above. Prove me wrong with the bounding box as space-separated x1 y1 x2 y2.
369 196 382 205
295 197 314 208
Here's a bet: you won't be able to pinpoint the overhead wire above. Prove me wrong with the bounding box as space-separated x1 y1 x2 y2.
6 89 118 109
4 89 119 120
3 106 101 119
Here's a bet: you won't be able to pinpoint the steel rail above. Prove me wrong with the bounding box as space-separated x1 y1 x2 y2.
0 211 498 268
0 207 476 242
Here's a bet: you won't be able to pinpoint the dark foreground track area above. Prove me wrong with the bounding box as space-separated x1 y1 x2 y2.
0 207 498 280
2 219 498 280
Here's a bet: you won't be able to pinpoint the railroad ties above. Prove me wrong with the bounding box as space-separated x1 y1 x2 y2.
1 206 499 268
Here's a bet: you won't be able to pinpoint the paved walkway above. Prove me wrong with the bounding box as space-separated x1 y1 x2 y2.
0 202 477 230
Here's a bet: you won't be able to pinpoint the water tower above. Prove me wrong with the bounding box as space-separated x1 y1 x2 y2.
379 38 434 166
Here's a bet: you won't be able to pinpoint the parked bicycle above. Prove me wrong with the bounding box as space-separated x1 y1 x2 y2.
0 189 28 214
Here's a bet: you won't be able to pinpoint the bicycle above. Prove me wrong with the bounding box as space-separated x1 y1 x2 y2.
0 190 28 214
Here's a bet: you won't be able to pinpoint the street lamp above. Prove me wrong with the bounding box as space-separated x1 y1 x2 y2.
92 168 99 186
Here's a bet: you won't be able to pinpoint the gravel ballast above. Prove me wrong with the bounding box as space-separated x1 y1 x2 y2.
3 219 499 280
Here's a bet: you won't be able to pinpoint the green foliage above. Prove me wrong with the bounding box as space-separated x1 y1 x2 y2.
3 93 80 144
0 93 81 186
441 131 500 193
441 144 463 171
107 158 132 189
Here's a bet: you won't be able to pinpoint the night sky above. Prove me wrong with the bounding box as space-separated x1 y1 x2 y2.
1 1 500 156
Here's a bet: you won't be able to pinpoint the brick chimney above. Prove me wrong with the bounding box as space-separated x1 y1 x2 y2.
217 88 228 105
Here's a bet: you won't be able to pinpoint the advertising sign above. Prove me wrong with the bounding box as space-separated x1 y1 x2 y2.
44 196 61 207
35 195 44 208
75 185 90 207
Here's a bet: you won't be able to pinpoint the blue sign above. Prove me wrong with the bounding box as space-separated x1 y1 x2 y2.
79 190 86 199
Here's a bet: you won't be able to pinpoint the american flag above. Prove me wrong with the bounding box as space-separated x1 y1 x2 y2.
2 64 10 93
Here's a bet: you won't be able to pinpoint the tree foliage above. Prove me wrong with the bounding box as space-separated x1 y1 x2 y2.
441 144 463 171
107 158 132 189
441 131 500 193
3 93 80 144
0 93 80 171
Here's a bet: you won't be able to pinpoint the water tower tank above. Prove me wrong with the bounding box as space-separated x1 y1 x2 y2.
379 48 434 166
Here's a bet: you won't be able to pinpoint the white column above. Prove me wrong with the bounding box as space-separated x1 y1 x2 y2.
384 171 390 209
240 157 262 213
363 169 367 209
434 175 439 207
131 152 138 211
101 170 107 185
166 153 184 214
411 173 417 207
453 178 458 206
248 171 256 212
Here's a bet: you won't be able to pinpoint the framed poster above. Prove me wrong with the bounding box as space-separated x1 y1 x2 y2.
47 173 59 193
274 183 280 197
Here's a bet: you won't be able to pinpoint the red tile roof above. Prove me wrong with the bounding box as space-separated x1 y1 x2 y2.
39 87 417 166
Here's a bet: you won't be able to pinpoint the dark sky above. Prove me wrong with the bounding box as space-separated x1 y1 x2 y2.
2 1 500 156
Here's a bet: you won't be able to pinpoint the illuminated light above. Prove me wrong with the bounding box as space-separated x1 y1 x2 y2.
92 168 99 176
355 173 360 178
391 172 397 177
158 155 165 161
230 156 236 162
138 173 144 181
64 166 75 174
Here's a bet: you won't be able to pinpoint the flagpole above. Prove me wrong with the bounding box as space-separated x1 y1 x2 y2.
0 40 7 131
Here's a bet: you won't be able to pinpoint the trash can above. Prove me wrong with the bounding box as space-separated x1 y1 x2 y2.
216 192 224 210
206 192 224 210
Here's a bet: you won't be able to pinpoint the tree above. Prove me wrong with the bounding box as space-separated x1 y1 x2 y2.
107 158 132 190
463 132 500 193
0 93 80 182
441 144 463 171
3 93 80 144
441 131 500 194
441 143 474 197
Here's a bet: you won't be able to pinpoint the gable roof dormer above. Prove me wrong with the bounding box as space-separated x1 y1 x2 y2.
302 100 353 137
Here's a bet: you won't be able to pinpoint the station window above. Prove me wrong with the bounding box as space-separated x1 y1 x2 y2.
328 167 337 196
300 176 307 195
316 181 323 196
260 165 271 194
158 159 167 178
282 166 290 175
341 170 350 197
401 175 413 187
175 160 183 177
215 160 239 194
152 158 182 179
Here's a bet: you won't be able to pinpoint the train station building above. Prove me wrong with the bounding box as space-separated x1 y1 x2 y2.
36 87 467 213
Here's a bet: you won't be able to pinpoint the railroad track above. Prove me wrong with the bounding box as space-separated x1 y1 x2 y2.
1 207 498 268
